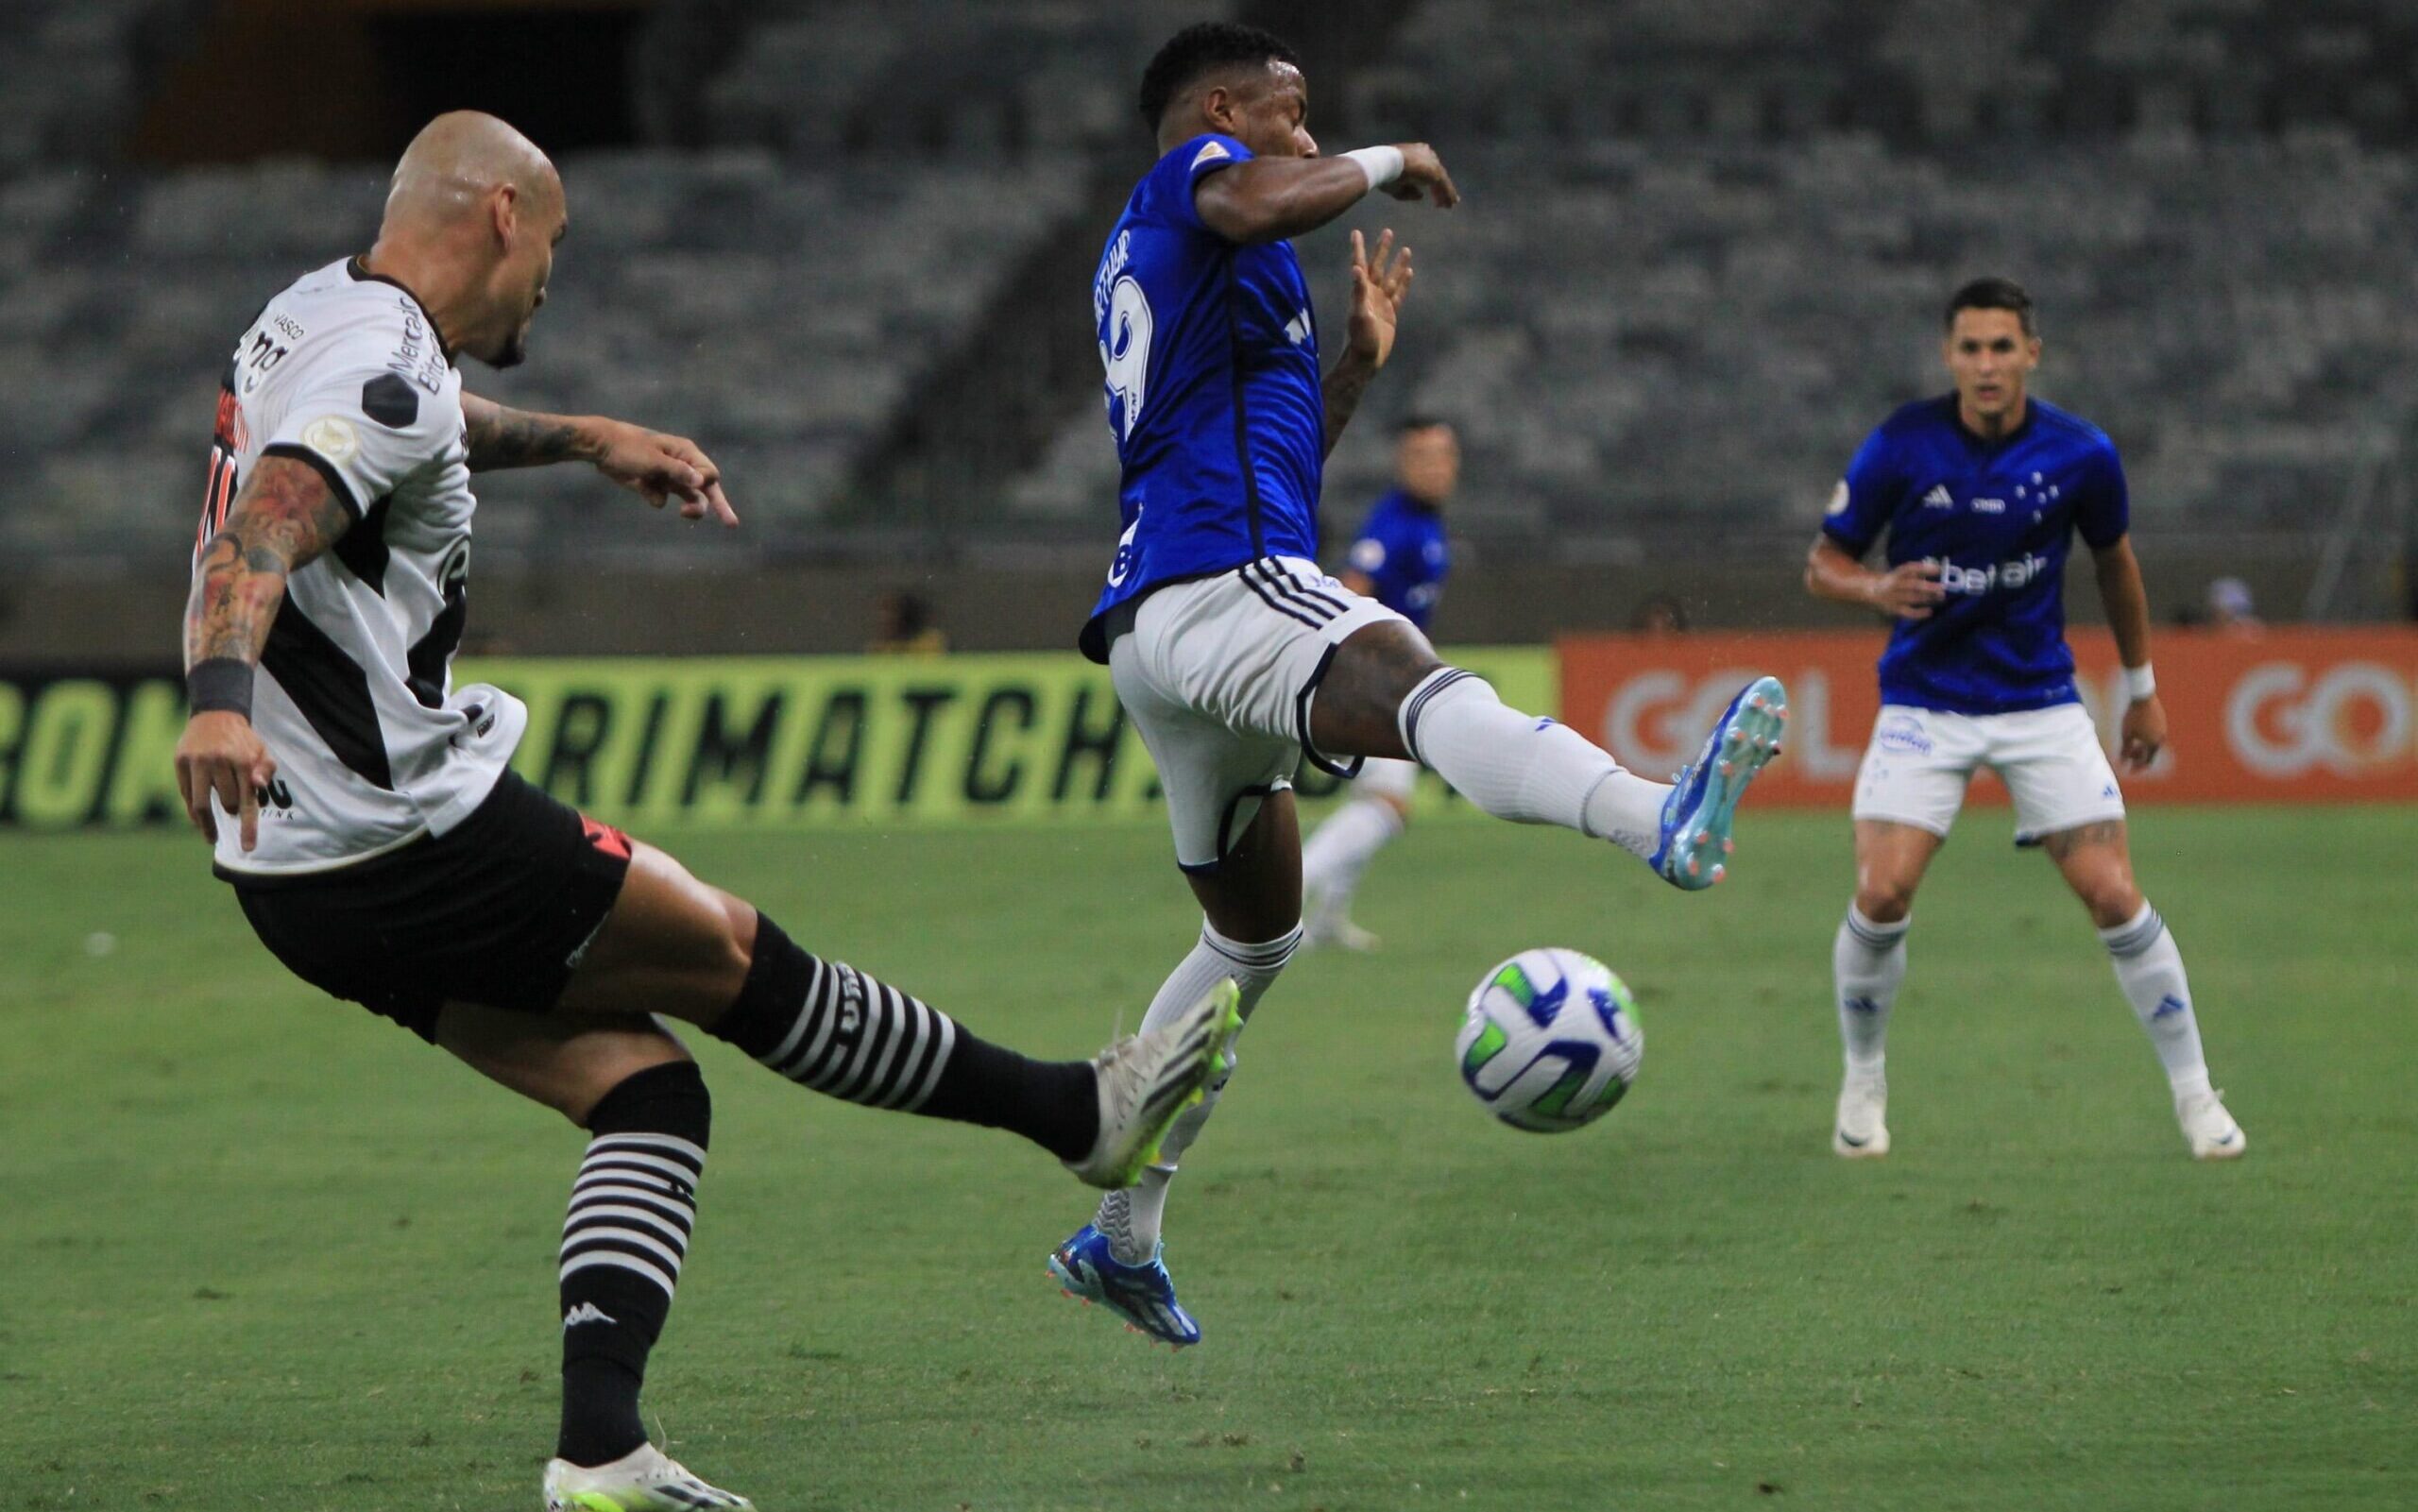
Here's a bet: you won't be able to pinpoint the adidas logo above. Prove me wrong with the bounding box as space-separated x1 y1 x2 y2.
2152 994 2188 1020
1285 311 1312 346
563 1302 618 1329
1922 484 1954 509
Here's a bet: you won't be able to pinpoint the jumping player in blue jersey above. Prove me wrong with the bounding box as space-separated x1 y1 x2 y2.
1300 416 1458 950
1049 22 1791 1347
1806 277 2244 1164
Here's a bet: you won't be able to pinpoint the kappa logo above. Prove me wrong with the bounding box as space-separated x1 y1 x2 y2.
563 1302 618 1329
1921 484 1954 510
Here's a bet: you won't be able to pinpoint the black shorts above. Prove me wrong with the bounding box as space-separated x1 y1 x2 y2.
229 771 636 1043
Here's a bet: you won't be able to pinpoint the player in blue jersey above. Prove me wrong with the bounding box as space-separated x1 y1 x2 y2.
1300 416 1458 949
1806 277 2244 1163
1049 22 1790 1346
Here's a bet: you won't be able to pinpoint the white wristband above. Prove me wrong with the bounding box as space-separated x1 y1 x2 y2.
1341 145 1404 193
2124 663 2156 702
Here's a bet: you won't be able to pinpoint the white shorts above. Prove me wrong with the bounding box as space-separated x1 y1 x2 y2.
1853 702 2126 845
1110 556 1409 871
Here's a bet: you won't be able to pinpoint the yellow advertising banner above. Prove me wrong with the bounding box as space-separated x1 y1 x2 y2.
0 649 1553 830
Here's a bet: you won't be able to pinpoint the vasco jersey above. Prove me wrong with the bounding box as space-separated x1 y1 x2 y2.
1344 489 1449 630
1821 395 2129 716
195 258 526 875
1080 133 1325 662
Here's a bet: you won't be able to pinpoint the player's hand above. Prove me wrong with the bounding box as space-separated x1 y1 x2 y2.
1867 560 1948 620
586 418 739 527
1384 144 1459 208
1345 228 1415 369
175 711 277 851
2120 692 2168 772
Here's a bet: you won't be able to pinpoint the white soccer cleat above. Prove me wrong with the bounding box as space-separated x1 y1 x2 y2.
2177 1087 2246 1161
1064 980 1241 1190
543 1443 753 1511
1833 1072 1891 1158
1303 911 1381 953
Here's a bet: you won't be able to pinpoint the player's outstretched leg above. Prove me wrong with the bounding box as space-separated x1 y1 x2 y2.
1393 664 1787 888
704 915 1237 1188
1053 919 1300 1346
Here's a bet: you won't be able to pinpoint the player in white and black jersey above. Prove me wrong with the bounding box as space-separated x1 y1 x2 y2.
173 111 1237 1512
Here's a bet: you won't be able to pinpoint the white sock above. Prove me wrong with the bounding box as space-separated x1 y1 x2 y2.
1095 922 1299 1263
2099 901 2212 1099
1302 798 1402 925
1398 669 1670 858
1834 905 1908 1077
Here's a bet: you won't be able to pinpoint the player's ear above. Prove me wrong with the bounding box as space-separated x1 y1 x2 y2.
489 182 519 248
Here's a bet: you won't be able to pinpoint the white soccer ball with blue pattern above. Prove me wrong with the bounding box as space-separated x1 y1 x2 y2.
1456 948 1643 1132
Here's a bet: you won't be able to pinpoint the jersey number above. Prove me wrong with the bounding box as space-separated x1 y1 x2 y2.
1099 276 1152 441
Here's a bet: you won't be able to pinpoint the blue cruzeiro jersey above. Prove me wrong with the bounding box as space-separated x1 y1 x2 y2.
1821 395 2130 716
1080 133 1326 662
1345 489 1450 630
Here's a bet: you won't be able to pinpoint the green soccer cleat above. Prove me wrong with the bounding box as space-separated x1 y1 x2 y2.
543 1443 752 1511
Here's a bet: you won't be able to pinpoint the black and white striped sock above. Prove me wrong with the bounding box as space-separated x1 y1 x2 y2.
709 915 1098 1160
556 1061 710 1469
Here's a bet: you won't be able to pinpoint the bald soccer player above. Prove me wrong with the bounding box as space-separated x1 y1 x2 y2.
174 112 1235 1512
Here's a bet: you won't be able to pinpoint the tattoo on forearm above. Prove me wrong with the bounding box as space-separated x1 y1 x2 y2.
462 399 589 471
184 456 349 669
1323 360 1376 456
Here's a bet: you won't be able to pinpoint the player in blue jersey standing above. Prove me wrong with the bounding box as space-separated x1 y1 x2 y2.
1048 22 1791 1346
1300 416 1458 950
1806 277 2244 1163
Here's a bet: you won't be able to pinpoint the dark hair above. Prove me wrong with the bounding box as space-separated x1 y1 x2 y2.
1139 22 1299 129
1399 414 1455 435
1945 276 2035 336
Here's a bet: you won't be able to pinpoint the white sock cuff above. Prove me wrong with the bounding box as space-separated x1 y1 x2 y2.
1201 921 1302 976
1845 905 1910 949
2099 900 2165 959
1397 666 1484 765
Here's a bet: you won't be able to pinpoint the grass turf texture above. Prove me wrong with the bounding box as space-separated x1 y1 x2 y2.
2 807 2411 1511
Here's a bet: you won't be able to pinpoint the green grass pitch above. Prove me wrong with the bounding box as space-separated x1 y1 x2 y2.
3 807 2412 1510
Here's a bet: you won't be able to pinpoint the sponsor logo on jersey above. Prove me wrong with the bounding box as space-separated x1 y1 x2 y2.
1933 551 2051 595
273 314 307 343
1971 496 2005 514
299 414 359 464
1876 715 1933 756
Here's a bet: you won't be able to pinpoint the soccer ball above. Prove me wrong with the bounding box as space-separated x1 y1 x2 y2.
1456 948 1643 1132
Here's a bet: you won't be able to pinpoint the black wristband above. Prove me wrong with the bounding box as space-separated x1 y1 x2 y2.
186 658 255 720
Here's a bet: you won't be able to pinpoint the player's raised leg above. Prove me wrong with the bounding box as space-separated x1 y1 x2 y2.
1311 620 1786 889
1831 820 1942 1157
2041 821 2244 1160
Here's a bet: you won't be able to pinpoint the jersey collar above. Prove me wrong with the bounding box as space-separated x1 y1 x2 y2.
348 257 454 363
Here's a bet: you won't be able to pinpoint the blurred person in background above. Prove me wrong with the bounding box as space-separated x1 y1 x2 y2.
2205 575 2263 637
1630 594 1690 636
1299 416 1458 950
868 586 948 654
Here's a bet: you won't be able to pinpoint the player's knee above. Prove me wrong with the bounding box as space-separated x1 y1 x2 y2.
2075 875 2144 930
1854 879 1917 924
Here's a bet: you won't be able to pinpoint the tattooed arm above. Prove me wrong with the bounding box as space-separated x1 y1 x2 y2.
460 393 739 524
173 454 353 850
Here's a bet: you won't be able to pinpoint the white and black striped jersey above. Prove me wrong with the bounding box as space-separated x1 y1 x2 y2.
196 258 526 875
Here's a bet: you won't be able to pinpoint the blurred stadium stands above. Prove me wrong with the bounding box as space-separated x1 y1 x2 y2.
1 0 2411 654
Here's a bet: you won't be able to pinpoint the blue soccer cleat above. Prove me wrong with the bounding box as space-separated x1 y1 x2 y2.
1048 1223 1201 1348
1650 674 1789 890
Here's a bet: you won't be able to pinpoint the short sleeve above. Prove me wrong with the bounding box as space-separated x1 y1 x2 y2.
1819 427 1901 557
2073 438 2130 550
263 360 453 518
1151 133 1253 235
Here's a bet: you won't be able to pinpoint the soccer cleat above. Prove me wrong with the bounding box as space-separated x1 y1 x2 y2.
1833 1071 1891 1158
1303 911 1381 953
1650 675 1789 891
542 1443 753 1511
1047 1222 1202 1347
1063 980 1240 1189
2177 1087 2246 1161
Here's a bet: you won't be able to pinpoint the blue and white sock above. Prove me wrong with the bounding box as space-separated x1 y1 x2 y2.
1834 905 1909 1077
2100 901 2213 1099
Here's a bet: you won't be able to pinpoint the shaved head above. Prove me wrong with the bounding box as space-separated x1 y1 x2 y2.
366 112 566 369
383 110 560 235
